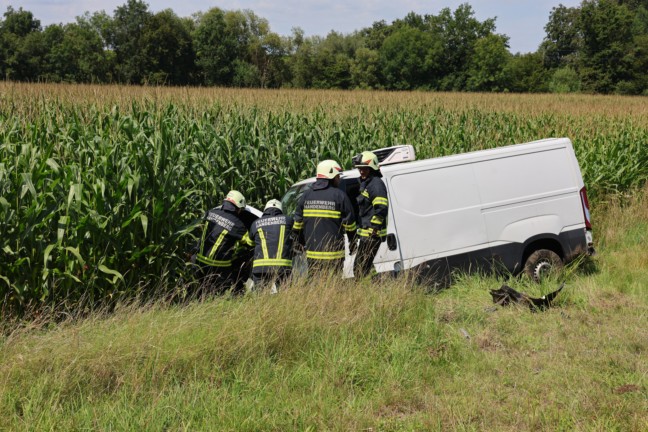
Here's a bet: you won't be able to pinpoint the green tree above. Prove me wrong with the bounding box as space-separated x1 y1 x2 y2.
379 25 442 89
504 52 550 93
38 20 109 83
289 34 315 88
617 33 648 93
541 5 582 69
255 32 291 88
358 20 392 51
619 0 648 10
0 6 42 80
224 10 289 87
14 29 49 81
226 10 262 86
432 4 497 90
40 24 67 81
630 2 648 34
395 11 427 30
194 7 237 85
548 67 582 93
1 6 40 36
76 12 117 81
308 32 356 89
108 0 153 84
141 9 195 85
82 11 113 48
350 47 380 89
466 34 511 91
579 0 634 92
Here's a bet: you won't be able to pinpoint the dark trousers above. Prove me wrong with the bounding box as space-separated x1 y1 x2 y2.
193 262 249 297
252 268 291 291
307 258 344 279
193 266 236 297
353 236 382 278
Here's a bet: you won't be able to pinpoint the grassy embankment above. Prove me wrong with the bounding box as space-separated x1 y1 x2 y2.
1 184 646 429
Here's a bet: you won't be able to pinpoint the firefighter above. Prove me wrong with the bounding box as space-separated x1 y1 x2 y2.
293 159 356 275
194 190 254 296
249 199 294 291
351 151 389 278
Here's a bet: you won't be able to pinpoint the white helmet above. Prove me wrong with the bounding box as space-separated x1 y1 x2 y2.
224 190 246 209
264 199 282 212
316 159 343 179
352 151 380 171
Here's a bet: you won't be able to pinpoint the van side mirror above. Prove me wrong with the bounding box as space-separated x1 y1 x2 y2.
387 234 397 251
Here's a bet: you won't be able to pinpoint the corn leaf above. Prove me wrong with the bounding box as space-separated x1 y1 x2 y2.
98 264 124 283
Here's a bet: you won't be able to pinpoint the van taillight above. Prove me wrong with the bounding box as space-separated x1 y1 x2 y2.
580 187 592 230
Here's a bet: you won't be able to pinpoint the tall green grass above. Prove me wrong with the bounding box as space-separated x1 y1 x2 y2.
1 85 647 307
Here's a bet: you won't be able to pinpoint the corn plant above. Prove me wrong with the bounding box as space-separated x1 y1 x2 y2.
1 85 647 309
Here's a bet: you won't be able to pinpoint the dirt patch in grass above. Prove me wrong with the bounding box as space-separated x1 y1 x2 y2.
613 384 641 394
590 291 636 311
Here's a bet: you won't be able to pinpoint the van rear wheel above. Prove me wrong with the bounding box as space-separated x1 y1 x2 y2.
524 249 563 283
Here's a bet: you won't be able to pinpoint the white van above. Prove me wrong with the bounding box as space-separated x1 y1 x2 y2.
281 138 595 284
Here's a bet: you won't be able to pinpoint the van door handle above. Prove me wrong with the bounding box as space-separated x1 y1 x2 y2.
387 234 397 251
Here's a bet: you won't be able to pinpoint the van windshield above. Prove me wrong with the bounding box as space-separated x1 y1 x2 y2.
281 183 311 217
281 178 361 218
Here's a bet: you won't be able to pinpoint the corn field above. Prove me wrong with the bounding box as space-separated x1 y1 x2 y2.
1 84 647 309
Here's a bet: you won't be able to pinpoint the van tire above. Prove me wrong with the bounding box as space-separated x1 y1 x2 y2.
524 249 563 283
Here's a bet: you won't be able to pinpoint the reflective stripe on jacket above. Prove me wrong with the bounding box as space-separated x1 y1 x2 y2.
249 208 294 273
293 179 356 260
197 202 252 268
357 175 389 238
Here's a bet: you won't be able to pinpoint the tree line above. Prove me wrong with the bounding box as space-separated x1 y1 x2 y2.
1 0 647 94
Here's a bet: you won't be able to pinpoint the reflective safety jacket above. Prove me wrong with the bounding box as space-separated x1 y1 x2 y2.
249 207 294 273
357 175 389 238
293 179 357 260
196 202 253 269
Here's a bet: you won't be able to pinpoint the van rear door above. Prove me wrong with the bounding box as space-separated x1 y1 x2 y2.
476 141 587 271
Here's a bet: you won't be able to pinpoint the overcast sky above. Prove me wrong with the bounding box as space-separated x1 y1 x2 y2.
3 0 583 53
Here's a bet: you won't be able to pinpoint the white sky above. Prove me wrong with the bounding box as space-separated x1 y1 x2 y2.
2 0 583 53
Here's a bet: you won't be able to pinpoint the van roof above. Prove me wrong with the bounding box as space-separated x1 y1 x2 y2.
291 169 359 187
379 137 572 175
290 138 572 188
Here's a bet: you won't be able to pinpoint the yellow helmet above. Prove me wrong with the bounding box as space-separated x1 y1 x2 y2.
352 151 380 171
316 159 343 179
264 199 282 212
224 190 246 209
